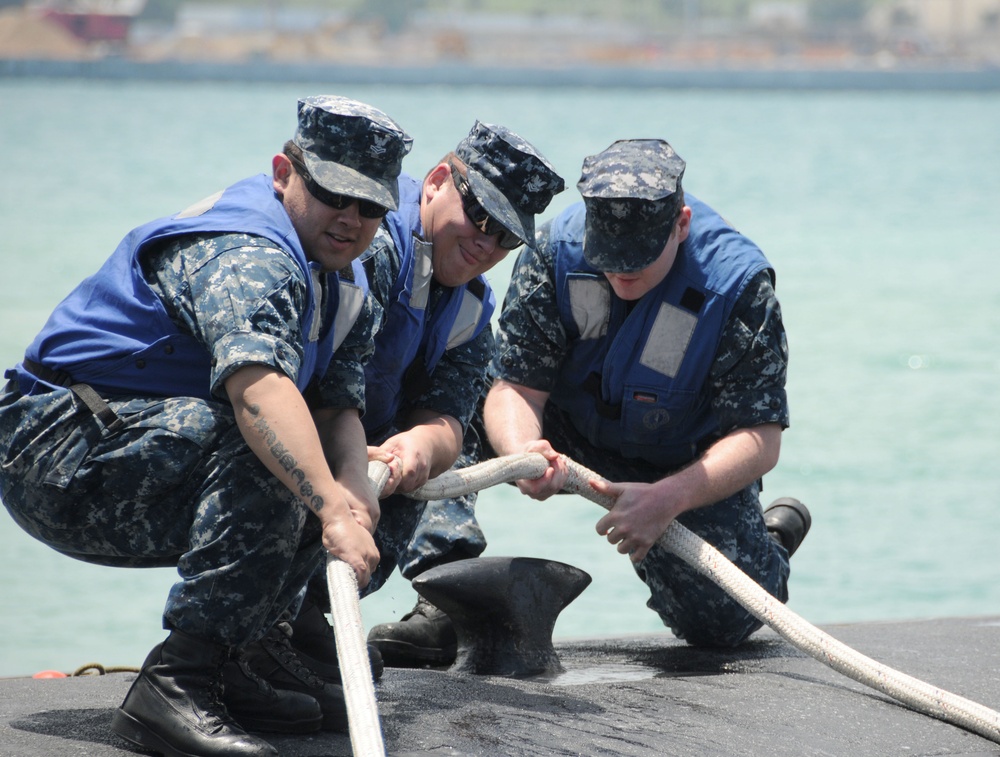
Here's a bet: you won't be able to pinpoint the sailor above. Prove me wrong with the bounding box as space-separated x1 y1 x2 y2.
287 122 564 672
479 138 812 648
0 96 410 756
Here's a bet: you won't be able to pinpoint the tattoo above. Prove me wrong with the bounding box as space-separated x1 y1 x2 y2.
247 405 325 513
269 439 296 472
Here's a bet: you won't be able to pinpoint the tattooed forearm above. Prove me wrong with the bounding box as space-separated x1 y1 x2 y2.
246 403 325 513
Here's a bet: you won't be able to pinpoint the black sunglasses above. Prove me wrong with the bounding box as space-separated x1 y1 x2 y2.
450 165 523 250
288 153 389 219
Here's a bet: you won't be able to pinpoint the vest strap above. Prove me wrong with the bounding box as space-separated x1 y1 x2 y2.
23 358 124 432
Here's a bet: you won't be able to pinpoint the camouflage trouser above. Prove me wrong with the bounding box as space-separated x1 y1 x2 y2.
0 381 324 648
539 403 791 648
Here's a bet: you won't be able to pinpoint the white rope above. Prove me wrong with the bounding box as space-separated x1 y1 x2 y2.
411 452 1000 744
323 461 393 757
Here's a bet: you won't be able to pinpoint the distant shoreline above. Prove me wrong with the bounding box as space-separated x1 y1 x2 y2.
4 57 1000 91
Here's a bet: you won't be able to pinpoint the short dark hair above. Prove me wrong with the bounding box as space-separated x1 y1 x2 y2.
283 139 304 162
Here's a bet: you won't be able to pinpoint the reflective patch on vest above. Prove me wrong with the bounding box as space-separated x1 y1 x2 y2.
446 289 484 350
639 302 697 378
411 238 433 310
175 190 224 219
333 280 364 353
567 277 610 340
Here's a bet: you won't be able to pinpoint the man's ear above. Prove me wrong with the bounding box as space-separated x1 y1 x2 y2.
272 153 293 194
423 162 451 201
675 205 693 244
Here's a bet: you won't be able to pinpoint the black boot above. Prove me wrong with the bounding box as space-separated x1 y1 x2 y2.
242 622 348 731
111 629 277 757
367 595 457 667
222 654 322 734
289 600 384 684
764 497 812 557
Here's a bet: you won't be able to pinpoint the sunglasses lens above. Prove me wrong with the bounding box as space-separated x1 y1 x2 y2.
316 186 387 218
291 155 388 218
357 200 389 219
478 212 523 250
452 165 523 250
327 192 351 210
499 232 523 250
468 204 491 229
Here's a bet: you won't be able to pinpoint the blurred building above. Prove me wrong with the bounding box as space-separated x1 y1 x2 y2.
2 0 999 68
34 0 145 44
867 0 1000 59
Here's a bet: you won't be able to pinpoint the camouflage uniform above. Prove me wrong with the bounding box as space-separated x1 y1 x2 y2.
361 123 564 593
489 139 791 648
0 96 411 650
358 225 493 594
0 231 377 647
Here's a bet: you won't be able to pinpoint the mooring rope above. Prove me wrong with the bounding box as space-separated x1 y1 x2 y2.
328 452 1000 753
324 461 393 757
412 452 1000 744
326 558 385 756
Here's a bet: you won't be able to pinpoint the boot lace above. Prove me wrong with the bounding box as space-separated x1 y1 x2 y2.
263 622 326 689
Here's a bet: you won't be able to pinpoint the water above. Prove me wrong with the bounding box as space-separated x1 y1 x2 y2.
1 79 998 678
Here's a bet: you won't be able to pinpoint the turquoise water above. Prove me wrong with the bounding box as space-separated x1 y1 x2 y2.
1 79 998 678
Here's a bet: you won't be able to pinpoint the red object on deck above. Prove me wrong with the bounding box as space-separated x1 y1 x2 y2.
31 670 68 679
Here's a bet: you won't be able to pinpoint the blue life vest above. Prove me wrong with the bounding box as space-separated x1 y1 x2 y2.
15 174 366 401
362 175 495 440
550 195 772 469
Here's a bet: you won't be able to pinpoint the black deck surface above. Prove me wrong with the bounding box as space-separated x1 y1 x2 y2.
3 615 999 756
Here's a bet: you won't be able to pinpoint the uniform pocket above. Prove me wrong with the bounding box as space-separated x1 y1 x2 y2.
619 386 701 464
0 388 103 493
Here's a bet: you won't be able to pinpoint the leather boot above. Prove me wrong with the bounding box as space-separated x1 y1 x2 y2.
243 621 348 731
222 654 322 734
111 629 277 757
367 595 457 667
288 600 384 684
764 497 812 557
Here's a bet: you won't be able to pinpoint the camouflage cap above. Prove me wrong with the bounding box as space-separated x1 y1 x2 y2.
455 121 565 247
577 139 686 274
294 95 413 212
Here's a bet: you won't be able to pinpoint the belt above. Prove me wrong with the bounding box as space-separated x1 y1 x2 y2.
22 358 124 432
